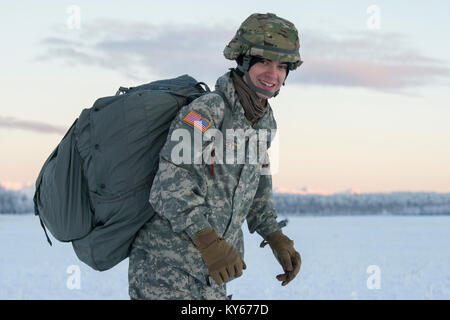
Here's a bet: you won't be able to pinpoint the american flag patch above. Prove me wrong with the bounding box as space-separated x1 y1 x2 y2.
183 111 211 133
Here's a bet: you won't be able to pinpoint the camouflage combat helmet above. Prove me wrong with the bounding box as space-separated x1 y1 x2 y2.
224 13 302 98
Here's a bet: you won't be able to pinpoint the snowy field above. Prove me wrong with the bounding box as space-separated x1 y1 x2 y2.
1 214 449 300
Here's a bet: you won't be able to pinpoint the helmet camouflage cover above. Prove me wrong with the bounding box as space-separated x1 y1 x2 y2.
224 13 302 70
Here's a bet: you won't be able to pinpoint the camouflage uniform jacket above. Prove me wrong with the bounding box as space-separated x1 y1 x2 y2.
131 71 282 285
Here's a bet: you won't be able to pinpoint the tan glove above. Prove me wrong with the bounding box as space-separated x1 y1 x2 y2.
193 228 246 286
261 231 301 286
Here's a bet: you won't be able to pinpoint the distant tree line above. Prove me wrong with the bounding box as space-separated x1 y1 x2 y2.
2 185 450 216
0 186 34 214
273 192 450 216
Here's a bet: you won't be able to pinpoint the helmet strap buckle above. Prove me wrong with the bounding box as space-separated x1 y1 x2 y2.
242 55 251 72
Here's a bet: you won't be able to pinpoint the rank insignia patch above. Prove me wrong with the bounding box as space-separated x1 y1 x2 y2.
183 111 211 133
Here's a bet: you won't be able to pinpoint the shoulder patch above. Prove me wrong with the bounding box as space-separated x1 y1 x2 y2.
183 111 211 133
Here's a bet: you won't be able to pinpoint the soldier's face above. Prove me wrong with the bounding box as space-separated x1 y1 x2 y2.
244 58 287 99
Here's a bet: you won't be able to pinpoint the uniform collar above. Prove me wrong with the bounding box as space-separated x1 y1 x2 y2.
215 71 240 113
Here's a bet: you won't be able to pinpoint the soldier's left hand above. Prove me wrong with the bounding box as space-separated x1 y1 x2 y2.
260 231 301 286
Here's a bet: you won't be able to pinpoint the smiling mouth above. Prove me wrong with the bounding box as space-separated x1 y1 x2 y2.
258 79 276 90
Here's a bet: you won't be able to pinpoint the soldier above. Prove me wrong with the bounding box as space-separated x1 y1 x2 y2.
128 13 303 300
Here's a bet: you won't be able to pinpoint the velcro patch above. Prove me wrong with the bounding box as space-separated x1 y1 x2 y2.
183 111 211 133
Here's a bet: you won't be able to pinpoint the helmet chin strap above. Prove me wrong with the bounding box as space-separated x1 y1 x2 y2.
237 56 280 98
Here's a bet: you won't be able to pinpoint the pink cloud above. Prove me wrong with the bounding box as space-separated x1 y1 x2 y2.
0 116 67 135
291 30 450 90
299 57 450 90
37 21 450 91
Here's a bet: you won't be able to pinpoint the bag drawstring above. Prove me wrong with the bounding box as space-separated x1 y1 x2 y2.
39 217 52 246
211 149 215 177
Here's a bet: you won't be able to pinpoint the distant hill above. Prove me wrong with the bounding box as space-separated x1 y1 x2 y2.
2 184 450 216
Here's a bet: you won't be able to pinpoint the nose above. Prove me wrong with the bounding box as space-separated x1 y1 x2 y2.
264 63 278 79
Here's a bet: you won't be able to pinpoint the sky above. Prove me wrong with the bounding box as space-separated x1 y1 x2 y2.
1 0 449 194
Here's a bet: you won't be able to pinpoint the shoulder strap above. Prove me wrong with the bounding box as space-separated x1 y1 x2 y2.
213 90 233 131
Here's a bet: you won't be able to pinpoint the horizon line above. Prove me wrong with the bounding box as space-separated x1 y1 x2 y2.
1 181 449 195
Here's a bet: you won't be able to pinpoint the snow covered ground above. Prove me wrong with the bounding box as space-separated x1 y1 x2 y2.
1 214 449 300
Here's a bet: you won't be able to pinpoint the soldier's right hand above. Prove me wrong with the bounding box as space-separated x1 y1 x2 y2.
193 228 246 285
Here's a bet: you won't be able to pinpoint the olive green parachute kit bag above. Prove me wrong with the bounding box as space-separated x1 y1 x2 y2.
33 75 231 271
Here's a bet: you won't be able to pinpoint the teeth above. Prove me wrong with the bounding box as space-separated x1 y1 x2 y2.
260 80 274 87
